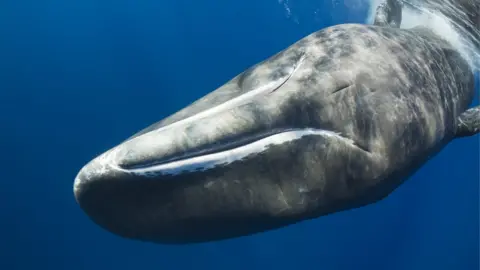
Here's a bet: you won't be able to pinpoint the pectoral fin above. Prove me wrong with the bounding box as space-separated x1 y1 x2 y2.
456 105 480 138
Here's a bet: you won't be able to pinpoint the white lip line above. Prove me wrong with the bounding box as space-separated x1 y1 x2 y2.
124 128 299 169
140 54 306 137
113 128 354 177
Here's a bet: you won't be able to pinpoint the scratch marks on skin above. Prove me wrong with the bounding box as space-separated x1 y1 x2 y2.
112 51 308 171
273 182 312 215
268 54 306 94
296 24 462 159
276 184 292 212
306 25 408 93
145 52 306 137
331 82 352 95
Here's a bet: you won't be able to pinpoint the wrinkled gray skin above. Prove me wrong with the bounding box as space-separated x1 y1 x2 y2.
74 0 480 244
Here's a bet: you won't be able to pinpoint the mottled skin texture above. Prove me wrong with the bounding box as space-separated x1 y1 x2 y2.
74 0 480 244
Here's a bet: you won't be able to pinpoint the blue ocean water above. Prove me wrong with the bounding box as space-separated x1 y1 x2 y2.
0 0 478 269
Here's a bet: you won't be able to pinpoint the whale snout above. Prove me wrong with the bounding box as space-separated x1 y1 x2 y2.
74 153 118 205
73 152 134 236
74 149 187 242
74 144 179 238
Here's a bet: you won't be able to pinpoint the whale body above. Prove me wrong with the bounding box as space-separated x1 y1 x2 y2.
73 0 480 244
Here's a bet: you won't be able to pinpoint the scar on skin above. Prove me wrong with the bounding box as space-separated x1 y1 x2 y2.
277 184 292 213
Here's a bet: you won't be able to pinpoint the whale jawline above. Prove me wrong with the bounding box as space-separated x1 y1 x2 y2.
121 128 359 177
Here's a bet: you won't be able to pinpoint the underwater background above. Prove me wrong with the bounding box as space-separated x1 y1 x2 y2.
0 0 478 269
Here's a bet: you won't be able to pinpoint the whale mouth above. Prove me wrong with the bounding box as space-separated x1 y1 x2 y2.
73 127 357 244
119 128 358 177
120 128 296 170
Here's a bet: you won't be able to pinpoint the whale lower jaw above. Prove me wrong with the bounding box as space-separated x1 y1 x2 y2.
121 128 357 177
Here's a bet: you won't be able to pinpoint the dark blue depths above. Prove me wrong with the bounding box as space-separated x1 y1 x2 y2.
0 0 478 269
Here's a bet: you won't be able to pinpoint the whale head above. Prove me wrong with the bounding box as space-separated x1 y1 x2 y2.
72 48 357 243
